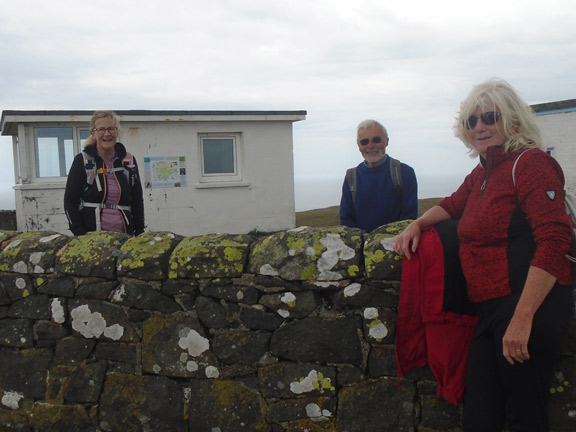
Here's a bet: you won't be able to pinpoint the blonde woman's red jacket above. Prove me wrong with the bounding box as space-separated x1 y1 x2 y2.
439 146 573 303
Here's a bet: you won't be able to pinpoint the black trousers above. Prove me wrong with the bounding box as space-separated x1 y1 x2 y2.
462 285 573 432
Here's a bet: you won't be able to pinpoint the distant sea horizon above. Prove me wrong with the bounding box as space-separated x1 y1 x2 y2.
295 173 467 212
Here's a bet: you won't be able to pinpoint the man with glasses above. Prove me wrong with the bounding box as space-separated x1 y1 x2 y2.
339 119 418 231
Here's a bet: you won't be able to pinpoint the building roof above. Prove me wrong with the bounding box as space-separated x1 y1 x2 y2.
0 109 307 136
531 99 576 115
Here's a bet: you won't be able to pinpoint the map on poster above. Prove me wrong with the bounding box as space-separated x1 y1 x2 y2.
143 156 187 188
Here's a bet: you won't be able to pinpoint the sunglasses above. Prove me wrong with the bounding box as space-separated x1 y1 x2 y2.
465 111 501 130
359 136 383 146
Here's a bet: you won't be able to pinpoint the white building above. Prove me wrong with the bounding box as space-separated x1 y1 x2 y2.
532 99 576 193
0 110 306 236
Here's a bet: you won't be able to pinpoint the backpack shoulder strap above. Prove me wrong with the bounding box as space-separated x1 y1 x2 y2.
389 157 403 200
346 167 357 206
512 149 532 187
82 151 98 188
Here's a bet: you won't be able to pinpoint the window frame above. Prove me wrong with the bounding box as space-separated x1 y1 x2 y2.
198 132 243 184
30 125 90 181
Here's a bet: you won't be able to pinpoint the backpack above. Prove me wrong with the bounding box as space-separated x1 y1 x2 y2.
82 150 136 192
512 149 576 264
79 151 137 231
346 156 403 207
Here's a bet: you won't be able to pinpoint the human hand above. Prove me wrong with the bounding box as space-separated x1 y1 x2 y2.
502 312 533 365
393 220 423 260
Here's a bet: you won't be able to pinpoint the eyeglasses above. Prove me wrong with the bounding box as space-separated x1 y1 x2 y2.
465 111 501 130
93 127 118 134
359 136 384 146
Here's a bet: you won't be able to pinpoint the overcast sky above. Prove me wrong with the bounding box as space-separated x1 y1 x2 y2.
1 0 575 211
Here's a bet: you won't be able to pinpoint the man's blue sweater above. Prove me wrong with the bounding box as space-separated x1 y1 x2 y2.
339 155 418 231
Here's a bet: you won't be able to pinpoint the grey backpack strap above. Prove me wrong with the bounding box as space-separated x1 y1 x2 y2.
346 167 357 206
389 157 403 200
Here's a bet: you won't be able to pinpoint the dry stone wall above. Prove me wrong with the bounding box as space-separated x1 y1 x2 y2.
0 223 575 432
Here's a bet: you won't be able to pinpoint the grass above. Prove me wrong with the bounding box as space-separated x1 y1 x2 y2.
295 197 443 228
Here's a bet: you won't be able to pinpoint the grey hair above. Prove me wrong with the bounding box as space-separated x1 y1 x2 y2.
453 78 542 158
357 119 388 139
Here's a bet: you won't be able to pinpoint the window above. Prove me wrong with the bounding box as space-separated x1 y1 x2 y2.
34 127 90 178
199 133 242 182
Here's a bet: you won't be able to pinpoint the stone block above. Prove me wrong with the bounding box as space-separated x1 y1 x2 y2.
99 372 186 431
168 233 251 279
270 315 363 366
0 232 70 275
248 226 363 281
117 231 183 280
56 231 130 278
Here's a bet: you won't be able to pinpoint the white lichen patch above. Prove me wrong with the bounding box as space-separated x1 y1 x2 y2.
205 365 220 378
70 305 124 340
305 403 332 419
103 324 125 340
277 309 290 318
40 234 61 243
111 285 126 302
289 249 296 256
178 328 210 357
15 278 26 290
12 261 27 273
291 369 335 396
1 391 24 410
5 239 21 250
306 247 316 257
281 292 297 305
260 263 279 276
291 370 318 394
187 361 199 372
152 364 162 374
29 252 43 265
51 298 65 324
369 322 389 340
363 307 379 320
317 234 355 280
33 265 45 273
289 226 308 232
343 283 361 297
380 237 396 252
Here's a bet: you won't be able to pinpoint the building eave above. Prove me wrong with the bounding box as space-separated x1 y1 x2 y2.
0 109 308 136
531 99 576 115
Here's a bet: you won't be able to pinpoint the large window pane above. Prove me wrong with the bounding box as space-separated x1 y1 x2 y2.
35 127 73 177
202 138 236 175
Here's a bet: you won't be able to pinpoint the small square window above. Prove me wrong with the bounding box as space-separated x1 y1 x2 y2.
199 134 242 183
203 137 236 175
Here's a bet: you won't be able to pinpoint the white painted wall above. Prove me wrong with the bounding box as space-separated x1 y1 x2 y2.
535 110 576 193
5 111 304 236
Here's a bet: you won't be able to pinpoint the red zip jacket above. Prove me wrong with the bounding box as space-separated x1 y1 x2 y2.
439 147 573 303
396 226 478 405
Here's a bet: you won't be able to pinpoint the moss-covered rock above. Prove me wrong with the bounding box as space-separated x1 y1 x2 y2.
0 231 70 274
56 231 130 279
248 226 363 281
117 231 183 280
168 233 251 279
364 220 411 280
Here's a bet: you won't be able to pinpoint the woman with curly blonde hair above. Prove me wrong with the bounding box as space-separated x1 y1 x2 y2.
395 78 573 431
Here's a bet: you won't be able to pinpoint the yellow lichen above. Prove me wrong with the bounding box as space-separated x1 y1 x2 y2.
347 265 359 277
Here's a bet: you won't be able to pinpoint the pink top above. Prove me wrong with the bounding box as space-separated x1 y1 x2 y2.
100 156 125 233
